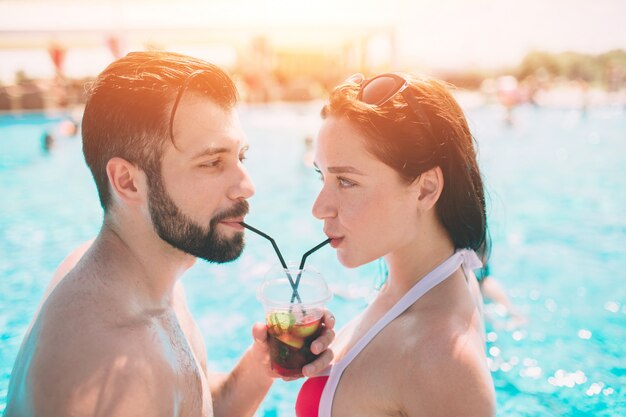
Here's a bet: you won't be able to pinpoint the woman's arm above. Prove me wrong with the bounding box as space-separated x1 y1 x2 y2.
210 312 335 417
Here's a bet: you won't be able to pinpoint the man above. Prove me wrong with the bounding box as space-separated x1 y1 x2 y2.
4 51 334 417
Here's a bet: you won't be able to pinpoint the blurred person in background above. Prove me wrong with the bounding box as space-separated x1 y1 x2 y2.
296 73 495 417
40 130 55 154
4 51 335 417
476 238 527 328
496 75 520 126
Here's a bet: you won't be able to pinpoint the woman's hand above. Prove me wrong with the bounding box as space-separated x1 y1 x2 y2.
302 310 336 377
251 309 336 380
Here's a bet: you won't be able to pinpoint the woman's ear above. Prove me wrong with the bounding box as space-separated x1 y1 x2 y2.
105 157 147 207
415 166 444 210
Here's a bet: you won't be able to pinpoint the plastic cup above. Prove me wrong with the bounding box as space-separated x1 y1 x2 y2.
257 264 332 377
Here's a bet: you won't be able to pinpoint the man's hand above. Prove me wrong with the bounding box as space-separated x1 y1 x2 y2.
251 309 336 379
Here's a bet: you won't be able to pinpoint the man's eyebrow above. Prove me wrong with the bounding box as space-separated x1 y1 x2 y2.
192 147 230 159
192 143 249 160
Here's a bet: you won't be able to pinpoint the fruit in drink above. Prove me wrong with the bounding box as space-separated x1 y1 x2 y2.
266 309 323 377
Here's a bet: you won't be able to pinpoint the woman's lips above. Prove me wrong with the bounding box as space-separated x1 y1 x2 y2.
329 237 344 248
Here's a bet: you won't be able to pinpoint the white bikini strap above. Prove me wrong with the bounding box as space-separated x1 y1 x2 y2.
318 249 481 417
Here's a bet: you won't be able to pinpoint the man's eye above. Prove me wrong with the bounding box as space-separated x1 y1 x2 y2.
200 159 221 168
239 154 247 162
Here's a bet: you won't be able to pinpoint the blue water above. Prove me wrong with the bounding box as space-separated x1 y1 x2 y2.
1 102 625 416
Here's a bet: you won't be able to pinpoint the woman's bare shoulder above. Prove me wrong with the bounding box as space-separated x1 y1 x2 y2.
388 312 495 416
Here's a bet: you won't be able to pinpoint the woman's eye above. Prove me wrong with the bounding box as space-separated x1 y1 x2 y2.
239 153 247 162
315 169 324 180
338 177 356 188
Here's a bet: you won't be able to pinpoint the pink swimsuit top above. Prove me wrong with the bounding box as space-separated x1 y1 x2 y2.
295 250 482 417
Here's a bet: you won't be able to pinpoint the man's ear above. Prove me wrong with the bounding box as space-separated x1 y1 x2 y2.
105 157 147 207
415 166 444 210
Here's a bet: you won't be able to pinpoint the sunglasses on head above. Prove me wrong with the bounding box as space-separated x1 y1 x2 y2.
347 72 433 134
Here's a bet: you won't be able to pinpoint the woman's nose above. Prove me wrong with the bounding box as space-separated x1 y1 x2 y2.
312 185 336 220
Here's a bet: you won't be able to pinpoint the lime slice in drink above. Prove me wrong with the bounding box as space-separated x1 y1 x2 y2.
268 312 295 332
292 316 322 338
277 333 305 349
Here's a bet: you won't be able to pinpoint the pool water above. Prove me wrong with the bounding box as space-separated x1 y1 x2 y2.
1 102 625 416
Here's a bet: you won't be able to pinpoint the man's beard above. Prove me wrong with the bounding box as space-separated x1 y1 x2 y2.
146 174 249 263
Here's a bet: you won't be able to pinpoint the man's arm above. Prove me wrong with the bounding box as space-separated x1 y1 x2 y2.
209 312 335 417
206 324 273 417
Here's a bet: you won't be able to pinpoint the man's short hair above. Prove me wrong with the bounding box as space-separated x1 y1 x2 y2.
81 51 238 211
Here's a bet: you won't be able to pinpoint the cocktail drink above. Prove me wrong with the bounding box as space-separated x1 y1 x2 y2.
258 266 331 377
266 305 324 377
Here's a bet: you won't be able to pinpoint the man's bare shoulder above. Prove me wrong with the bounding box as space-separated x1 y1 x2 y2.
25 276 179 416
27 330 178 417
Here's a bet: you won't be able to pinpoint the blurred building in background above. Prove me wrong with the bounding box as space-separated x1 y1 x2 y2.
0 0 625 111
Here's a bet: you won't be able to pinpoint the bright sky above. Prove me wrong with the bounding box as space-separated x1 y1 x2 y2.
394 0 626 68
0 0 625 77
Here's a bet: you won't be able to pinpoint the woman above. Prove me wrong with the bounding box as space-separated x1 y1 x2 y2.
296 73 495 416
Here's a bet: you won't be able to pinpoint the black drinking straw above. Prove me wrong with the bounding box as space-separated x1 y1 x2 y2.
298 238 331 270
240 222 302 303
290 238 331 303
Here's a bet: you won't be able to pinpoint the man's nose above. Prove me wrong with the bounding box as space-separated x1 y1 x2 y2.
229 163 255 200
